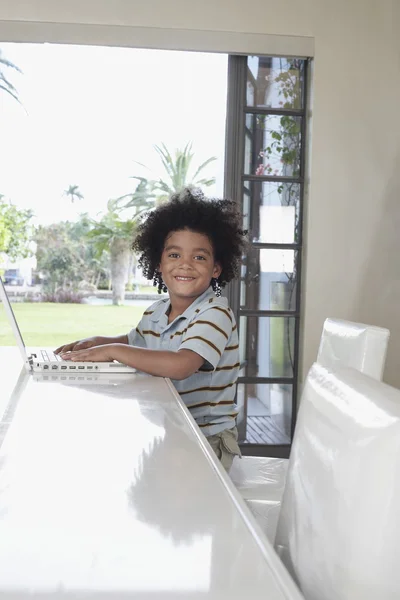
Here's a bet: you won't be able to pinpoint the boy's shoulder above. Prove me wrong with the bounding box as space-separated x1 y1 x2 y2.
192 294 234 320
198 293 229 308
141 296 169 319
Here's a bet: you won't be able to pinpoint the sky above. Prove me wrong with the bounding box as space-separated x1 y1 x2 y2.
0 43 228 225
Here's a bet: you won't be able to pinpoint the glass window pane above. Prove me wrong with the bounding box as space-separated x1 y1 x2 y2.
239 316 295 378
244 114 302 178
246 79 255 106
244 132 252 184
242 181 300 244
236 382 292 444
241 249 297 311
242 183 251 232
246 56 304 109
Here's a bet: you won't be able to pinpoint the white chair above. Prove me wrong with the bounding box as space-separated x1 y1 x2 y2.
230 319 390 543
317 317 389 380
275 362 400 600
229 457 288 541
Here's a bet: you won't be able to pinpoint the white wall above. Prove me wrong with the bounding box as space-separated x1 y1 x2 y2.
1 0 400 387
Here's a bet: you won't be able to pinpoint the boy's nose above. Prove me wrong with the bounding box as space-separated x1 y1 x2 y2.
178 257 194 268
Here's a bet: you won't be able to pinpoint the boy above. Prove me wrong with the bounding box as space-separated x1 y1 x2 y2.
56 187 247 470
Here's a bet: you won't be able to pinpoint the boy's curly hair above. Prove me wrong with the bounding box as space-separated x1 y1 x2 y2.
132 187 247 294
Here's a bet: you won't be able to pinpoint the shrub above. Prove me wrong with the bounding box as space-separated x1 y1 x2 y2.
40 287 85 304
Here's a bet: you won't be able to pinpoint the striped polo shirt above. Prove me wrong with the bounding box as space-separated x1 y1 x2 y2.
127 287 239 436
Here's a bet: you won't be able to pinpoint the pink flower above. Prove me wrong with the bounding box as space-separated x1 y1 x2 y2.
255 164 265 176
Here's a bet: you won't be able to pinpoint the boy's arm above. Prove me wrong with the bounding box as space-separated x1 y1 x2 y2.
60 344 204 380
55 334 128 354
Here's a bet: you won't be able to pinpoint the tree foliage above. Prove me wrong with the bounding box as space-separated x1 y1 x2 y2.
88 198 145 252
63 184 84 204
0 49 22 104
254 59 303 182
119 142 217 211
86 198 141 304
0 196 33 260
152 142 216 201
34 215 109 294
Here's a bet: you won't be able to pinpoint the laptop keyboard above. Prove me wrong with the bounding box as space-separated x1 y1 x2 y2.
41 350 63 362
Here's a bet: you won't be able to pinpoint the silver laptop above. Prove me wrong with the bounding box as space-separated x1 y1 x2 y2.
0 276 136 373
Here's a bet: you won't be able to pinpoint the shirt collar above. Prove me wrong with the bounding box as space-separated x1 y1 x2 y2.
150 286 215 323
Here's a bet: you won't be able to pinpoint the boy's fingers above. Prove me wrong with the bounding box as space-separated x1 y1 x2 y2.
55 340 90 354
60 350 79 360
55 342 75 354
74 341 90 350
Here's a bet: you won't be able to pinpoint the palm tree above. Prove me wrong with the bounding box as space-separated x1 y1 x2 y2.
119 142 217 211
87 144 217 303
86 198 142 305
111 178 157 290
0 50 22 104
112 177 156 215
152 142 216 202
63 184 84 204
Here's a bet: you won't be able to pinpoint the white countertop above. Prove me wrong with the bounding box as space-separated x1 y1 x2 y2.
0 348 303 600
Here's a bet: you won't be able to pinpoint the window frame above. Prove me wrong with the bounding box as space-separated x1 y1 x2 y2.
225 55 310 458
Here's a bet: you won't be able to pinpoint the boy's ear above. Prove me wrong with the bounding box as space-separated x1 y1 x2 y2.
213 263 222 278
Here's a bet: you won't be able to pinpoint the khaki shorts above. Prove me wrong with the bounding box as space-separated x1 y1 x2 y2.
207 426 241 471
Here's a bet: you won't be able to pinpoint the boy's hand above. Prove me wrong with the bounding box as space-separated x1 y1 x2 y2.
60 344 116 363
55 336 104 355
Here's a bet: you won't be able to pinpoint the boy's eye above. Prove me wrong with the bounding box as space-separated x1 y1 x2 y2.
168 253 180 258
194 255 206 261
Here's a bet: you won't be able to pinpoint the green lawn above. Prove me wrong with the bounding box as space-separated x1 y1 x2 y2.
0 302 146 347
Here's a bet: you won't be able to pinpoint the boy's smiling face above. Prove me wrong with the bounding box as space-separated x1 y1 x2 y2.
159 228 221 304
